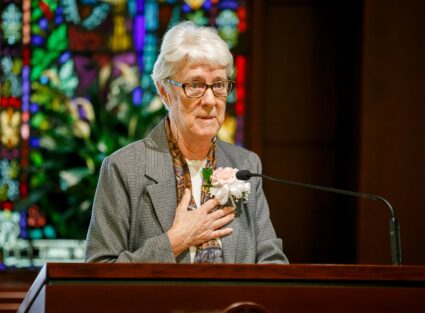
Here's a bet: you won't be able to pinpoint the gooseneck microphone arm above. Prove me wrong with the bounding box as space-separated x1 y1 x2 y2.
236 170 402 265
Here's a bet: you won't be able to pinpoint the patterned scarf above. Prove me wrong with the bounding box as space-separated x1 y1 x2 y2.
164 117 224 263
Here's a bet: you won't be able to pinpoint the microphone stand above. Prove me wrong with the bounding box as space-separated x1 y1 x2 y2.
249 172 402 265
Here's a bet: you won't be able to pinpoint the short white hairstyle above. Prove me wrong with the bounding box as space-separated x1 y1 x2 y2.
152 21 233 89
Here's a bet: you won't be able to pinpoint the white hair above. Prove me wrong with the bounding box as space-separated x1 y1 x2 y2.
152 21 234 90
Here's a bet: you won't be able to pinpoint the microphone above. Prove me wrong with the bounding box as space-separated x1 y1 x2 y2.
236 170 402 265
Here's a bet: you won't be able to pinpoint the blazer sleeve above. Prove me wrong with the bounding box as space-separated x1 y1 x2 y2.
251 153 289 264
84 156 176 263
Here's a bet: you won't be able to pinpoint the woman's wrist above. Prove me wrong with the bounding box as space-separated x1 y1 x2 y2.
167 228 188 257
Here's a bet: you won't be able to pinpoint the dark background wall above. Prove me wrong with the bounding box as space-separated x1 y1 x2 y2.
247 0 425 264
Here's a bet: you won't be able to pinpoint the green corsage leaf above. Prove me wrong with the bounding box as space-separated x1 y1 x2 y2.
202 167 213 187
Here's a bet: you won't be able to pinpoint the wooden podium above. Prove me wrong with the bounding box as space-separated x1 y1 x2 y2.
18 263 425 313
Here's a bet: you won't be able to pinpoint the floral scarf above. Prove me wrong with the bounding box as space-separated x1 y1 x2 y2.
164 117 224 263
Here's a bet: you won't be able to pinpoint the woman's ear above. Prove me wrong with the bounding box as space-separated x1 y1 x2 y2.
156 81 170 109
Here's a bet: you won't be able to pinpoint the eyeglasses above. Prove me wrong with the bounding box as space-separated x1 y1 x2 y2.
166 79 234 98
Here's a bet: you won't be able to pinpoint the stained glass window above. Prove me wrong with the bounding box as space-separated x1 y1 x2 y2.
0 0 248 268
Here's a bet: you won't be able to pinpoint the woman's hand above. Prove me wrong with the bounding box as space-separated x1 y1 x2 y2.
167 188 235 257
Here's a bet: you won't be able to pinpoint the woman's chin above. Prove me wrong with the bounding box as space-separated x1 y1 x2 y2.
191 127 219 140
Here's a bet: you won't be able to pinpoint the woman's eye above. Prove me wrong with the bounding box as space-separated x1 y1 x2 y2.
214 82 225 89
188 82 204 89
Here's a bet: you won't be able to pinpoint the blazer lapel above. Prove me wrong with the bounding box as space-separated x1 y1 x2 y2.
144 120 177 234
144 120 191 263
217 142 240 264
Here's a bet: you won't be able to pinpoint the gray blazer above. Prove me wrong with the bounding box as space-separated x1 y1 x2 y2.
85 119 288 264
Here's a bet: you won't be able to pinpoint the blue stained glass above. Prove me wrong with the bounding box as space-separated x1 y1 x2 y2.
23 81 30 94
144 55 155 73
219 0 239 10
145 33 156 47
31 35 45 46
22 73 31 93
29 229 43 239
44 225 56 238
134 16 145 52
217 9 239 26
169 5 181 26
20 229 27 239
227 89 236 103
19 212 26 228
30 103 40 113
137 55 144 75
22 66 30 77
1 3 22 45
78 106 87 119
29 138 41 148
143 33 156 72
55 15 64 25
38 18 49 30
132 87 142 106
203 0 212 11
1 56 13 73
141 73 152 89
182 3 191 13
127 0 137 17
59 52 71 64
22 65 30 78
8 180 19 200
22 95 30 109
40 75 49 85
136 0 144 14
142 90 153 105
80 3 111 30
145 2 159 31
80 0 99 4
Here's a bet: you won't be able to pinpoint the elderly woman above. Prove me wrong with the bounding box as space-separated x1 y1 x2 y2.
85 21 288 264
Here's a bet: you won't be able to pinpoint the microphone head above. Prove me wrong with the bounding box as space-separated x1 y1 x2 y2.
236 170 252 181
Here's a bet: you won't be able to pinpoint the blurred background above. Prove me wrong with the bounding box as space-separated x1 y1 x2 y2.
250 0 425 265
0 0 424 271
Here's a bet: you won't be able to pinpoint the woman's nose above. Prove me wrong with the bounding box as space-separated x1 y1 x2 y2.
201 87 216 105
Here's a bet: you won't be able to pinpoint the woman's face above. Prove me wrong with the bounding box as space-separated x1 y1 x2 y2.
163 63 227 142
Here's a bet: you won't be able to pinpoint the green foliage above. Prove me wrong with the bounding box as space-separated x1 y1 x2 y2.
16 68 166 239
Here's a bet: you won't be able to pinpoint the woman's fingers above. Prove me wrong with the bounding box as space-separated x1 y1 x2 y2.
209 206 235 219
201 198 221 213
212 227 234 239
211 211 235 230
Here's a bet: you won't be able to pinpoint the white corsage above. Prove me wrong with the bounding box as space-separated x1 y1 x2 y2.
202 167 251 207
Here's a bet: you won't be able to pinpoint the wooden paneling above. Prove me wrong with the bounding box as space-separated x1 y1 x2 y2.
248 0 424 265
358 0 425 264
0 270 37 313
249 0 362 263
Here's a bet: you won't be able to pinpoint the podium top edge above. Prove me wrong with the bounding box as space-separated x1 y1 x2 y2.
34 262 425 282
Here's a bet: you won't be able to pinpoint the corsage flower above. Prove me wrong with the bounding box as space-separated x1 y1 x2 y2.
202 167 251 207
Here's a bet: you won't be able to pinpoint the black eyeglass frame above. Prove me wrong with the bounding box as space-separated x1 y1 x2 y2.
166 79 234 98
